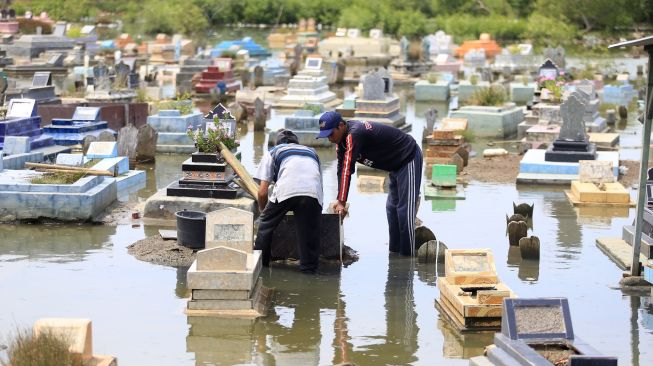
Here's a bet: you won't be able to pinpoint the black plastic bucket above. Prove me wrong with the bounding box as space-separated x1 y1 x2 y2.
175 210 206 249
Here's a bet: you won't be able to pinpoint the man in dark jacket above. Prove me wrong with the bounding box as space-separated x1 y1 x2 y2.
316 111 422 256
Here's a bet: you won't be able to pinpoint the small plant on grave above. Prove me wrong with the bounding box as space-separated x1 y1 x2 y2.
220 50 238 59
469 85 507 107
459 128 475 143
157 92 194 115
507 44 521 55
187 121 239 153
1 327 82 366
538 75 565 103
135 88 149 103
426 73 439 84
469 74 479 86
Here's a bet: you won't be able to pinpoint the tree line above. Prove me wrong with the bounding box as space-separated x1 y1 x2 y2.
13 0 653 46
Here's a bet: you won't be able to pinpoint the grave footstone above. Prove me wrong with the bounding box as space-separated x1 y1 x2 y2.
82 135 98 155
98 130 116 142
86 141 118 159
205 208 254 252
197 246 248 271
579 160 614 184
136 124 157 162
55 153 84 167
2 136 30 155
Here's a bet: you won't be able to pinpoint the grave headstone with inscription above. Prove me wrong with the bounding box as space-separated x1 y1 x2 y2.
205 207 253 252
545 94 597 162
354 68 406 128
0 98 54 151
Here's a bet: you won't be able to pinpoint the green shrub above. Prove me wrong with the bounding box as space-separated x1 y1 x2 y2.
469 85 507 106
524 14 577 47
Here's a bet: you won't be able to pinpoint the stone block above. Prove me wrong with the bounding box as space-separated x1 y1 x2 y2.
3 151 44 170
205 207 254 252
3 136 31 155
33 318 93 362
450 105 524 138
91 157 129 175
55 153 84 167
415 80 450 101
186 250 261 291
158 110 181 117
603 182 629 204
432 164 457 187
86 141 118 159
579 160 614 184
192 281 259 300
441 117 468 131
571 181 604 203
270 212 342 259
197 246 248 271
509 83 536 104
187 298 256 311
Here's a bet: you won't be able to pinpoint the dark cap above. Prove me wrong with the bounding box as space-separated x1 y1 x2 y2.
316 111 343 139
276 129 299 145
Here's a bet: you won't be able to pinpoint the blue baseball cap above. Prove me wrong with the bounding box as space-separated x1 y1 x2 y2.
316 111 343 139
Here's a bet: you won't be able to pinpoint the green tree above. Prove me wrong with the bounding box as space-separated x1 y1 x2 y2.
534 0 632 31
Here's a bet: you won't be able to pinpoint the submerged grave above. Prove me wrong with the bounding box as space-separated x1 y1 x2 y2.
470 298 617 366
42 105 116 145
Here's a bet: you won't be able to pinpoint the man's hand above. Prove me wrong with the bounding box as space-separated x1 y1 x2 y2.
333 200 348 221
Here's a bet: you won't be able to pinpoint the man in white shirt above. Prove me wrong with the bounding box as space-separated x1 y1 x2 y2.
254 129 323 273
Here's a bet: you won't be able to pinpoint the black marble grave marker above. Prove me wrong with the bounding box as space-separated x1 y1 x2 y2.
545 94 597 162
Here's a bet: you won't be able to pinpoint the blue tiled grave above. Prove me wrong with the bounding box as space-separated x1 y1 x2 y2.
41 106 116 145
147 109 204 154
0 98 54 151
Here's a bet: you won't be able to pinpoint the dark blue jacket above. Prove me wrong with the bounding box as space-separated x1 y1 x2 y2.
336 120 418 202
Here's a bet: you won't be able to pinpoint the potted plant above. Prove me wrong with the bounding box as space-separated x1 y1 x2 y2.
187 117 239 163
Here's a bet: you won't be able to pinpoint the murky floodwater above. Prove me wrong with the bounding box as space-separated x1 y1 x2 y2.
1 84 653 365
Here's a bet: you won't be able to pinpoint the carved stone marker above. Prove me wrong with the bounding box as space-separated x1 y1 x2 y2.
205 208 253 252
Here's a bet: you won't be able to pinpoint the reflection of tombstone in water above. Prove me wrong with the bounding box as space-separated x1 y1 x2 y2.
507 246 540 281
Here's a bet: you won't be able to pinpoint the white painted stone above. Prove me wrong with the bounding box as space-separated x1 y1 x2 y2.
205 207 254 253
197 246 248 271
483 148 508 157
33 318 93 362
3 136 31 155
86 141 118 159
91 156 129 175
56 153 84 167
579 160 614 184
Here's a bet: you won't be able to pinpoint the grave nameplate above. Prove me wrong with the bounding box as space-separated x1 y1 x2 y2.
205 208 253 252
444 249 498 285
32 72 52 87
72 107 101 121
6 98 36 118
578 161 614 184
538 59 559 79
305 57 322 70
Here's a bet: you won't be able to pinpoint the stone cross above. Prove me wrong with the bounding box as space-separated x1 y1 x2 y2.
559 94 587 141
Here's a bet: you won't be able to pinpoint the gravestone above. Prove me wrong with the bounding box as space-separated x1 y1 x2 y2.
45 53 64 67
253 97 265 131
425 108 438 133
579 160 614 184
86 141 118 159
114 61 130 89
136 124 157 162
421 37 431 62
3 136 30 154
32 71 51 87
52 22 67 37
72 106 101 121
197 246 248 271
538 59 559 80
117 125 138 161
93 65 110 92
543 46 565 69
362 72 385 100
55 153 84 167
98 130 116 142
545 94 597 162
205 208 254 252
444 249 498 285
254 65 263 87
400 36 409 62
33 318 93 363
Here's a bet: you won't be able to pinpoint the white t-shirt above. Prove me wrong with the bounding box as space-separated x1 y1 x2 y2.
254 144 324 207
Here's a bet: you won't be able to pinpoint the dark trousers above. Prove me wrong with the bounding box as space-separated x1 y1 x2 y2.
254 196 321 271
386 146 423 256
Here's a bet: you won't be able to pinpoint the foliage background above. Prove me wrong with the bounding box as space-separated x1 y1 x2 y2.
13 0 653 48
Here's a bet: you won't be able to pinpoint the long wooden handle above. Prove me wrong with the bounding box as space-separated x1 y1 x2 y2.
25 162 115 177
217 142 259 201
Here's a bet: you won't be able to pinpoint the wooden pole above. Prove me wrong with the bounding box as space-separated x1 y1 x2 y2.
25 162 114 177
217 142 259 201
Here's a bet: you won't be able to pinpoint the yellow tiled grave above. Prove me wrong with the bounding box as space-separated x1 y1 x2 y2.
436 249 515 332
566 181 633 207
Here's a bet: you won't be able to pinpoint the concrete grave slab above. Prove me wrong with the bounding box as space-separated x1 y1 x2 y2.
86 141 118 159
55 153 85 167
501 298 573 340
3 136 31 155
196 246 249 271
91 157 129 176
205 207 254 252
186 250 262 291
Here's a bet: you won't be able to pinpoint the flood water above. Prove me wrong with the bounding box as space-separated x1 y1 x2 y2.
1 85 653 365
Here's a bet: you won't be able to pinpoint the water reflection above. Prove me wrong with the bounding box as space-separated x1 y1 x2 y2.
506 246 540 282
0 223 116 263
437 318 494 359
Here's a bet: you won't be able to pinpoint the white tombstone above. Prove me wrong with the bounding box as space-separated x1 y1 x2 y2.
579 160 614 184
56 153 85 167
85 141 118 159
205 208 254 252
346 28 361 38
197 246 248 271
33 318 93 362
3 136 31 155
